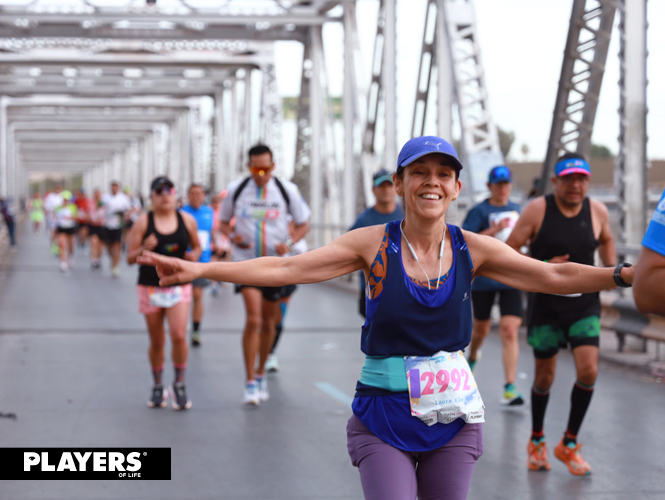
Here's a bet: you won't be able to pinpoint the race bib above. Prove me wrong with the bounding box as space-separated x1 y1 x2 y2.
488 210 519 243
148 286 182 308
406 350 485 426
197 230 211 252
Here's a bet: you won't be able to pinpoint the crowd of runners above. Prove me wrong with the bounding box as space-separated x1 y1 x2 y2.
12 136 665 499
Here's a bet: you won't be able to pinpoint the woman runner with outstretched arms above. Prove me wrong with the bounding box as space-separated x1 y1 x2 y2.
138 137 635 500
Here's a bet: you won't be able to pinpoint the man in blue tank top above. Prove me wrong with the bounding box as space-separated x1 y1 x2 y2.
181 183 214 347
634 188 665 315
507 153 616 476
350 169 405 317
463 166 524 406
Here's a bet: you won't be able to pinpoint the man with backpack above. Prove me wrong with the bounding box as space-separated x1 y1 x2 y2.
219 144 310 406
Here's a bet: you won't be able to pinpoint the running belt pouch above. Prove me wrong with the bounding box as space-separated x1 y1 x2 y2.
405 350 485 426
148 286 183 308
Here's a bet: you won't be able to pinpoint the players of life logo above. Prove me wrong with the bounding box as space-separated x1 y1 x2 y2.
2 448 172 480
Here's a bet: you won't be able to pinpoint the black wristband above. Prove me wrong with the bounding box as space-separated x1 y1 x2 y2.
613 262 633 288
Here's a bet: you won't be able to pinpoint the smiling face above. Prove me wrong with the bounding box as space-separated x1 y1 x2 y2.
394 153 461 221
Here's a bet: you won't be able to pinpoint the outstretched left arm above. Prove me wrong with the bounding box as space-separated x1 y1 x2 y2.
464 230 633 294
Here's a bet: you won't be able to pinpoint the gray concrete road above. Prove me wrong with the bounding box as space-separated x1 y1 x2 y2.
1 225 664 499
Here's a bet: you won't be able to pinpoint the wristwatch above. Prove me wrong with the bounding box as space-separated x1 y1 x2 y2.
285 236 295 252
613 262 633 288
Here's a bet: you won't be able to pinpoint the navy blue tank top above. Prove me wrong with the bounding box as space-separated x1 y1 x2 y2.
361 220 474 356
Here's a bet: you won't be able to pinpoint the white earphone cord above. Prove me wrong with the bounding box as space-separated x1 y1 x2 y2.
400 220 447 290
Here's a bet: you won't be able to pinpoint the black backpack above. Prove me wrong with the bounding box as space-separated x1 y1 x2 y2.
231 176 291 214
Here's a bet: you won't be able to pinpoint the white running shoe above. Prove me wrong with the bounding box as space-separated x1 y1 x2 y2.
265 354 280 373
59 261 68 273
243 381 260 406
257 377 269 402
112 267 120 278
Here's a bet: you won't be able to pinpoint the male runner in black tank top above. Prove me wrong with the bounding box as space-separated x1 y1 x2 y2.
507 153 616 476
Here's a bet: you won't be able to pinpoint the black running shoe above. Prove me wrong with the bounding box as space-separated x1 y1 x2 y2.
170 382 192 410
147 385 167 408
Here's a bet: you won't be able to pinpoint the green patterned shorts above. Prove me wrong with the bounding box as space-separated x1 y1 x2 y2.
528 315 600 359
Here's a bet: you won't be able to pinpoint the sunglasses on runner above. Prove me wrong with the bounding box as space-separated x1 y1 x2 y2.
153 186 175 196
249 166 272 176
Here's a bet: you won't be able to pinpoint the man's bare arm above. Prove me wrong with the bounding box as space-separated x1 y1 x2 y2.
634 247 665 315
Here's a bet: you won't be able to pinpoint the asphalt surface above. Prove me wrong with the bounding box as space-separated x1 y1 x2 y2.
1 225 664 499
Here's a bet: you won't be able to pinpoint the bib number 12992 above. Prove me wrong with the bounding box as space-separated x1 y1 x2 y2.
405 350 485 426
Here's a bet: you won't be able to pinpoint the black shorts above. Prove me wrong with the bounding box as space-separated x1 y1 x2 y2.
192 277 210 288
89 226 104 238
235 284 285 302
56 226 75 236
471 289 523 321
105 228 123 244
280 284 298 299
76 222 89 232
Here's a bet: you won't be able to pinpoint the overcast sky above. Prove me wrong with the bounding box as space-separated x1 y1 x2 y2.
275 0 665 161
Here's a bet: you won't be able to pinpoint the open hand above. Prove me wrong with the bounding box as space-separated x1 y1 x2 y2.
137 251 201 286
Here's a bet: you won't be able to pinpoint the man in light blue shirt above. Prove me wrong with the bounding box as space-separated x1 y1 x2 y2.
181 184 215 346
634 188 665 315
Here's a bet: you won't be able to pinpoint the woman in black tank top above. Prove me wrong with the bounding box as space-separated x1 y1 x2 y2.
126 176 201 411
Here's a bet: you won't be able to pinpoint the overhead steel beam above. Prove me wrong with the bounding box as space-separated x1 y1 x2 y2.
0 53 264 68
0 25 312 42
538 0 617 195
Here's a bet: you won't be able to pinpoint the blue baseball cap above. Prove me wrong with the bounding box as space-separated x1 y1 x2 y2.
488 165 512 184
396 136 463 173
554 157 591 177
373 169 394 186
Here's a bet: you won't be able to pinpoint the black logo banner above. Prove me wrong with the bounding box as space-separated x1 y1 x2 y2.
0 448 171 480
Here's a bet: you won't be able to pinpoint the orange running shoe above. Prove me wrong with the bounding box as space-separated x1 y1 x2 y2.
527 440 551 471
554 439 592 476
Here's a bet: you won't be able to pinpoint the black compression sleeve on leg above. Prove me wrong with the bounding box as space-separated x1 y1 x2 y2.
531 385 550 438
270 324 283 354
565 381 594 442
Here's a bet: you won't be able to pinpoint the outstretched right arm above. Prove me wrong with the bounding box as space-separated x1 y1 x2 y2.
138 225 384 288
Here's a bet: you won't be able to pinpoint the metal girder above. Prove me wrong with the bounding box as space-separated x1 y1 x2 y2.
0 25 312 43
538 0 617 195
0 0 341 41
293 40 312 202
410 0 453 141
342 0 358 226
259 61 285 178
443 0 502 198
411 0 437 139
0 52 265 68
616 0 648 249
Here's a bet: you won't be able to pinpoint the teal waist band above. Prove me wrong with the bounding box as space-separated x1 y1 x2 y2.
359 356 408 392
